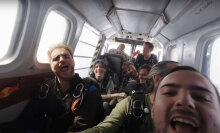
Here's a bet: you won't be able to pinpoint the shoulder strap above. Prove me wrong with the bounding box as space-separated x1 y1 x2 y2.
37 78 58 100
71 77 99 114
82 77 100 91
38 83 50 99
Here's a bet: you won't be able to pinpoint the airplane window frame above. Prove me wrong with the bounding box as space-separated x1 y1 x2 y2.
0 0 23 63
202 36 220 92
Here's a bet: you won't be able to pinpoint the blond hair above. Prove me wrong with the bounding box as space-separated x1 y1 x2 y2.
48 44 73 61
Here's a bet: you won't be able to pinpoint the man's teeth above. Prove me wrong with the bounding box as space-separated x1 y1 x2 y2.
173 118 196 128
60 65 69 72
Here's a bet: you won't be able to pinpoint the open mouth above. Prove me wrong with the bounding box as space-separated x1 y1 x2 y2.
171 118 198 133
96 70 104 75
60 65 69 72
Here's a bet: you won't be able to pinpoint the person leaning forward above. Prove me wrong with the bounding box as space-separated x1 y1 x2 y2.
151 66 220 133
0 44 104 133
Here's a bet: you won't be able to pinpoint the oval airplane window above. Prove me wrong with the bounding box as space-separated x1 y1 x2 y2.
37 11 69 63
0 0 19 60
210 37 220 91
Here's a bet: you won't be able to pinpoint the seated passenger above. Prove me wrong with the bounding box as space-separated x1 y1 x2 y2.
108 43 129 62
138 64 151 85
120 61 139 91
0 44 104 133
80 61 178 133
90 59 127 115
99 54 123 91
124 64 151 94
134 42 158 69
151 66 220 133
91 59 115 94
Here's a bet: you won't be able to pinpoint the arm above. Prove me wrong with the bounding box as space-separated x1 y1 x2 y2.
101 77 127 100
80 97 131 133
120 81 136 95
101 77 117 100
101 92 127 100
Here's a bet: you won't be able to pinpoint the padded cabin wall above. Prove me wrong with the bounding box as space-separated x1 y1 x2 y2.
163 39 182 63
161 0 220 41
165 18 220 70
0 73 53 124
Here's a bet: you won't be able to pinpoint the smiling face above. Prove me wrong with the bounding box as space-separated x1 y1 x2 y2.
139 68 149 84
50 48 74 81
125 65 138 79
94 62 106 81
151 70 220 133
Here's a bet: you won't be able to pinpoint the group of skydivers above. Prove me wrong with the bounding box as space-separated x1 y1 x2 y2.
1 42 220 133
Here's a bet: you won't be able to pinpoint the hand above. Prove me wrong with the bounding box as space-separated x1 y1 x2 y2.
117 92 127 98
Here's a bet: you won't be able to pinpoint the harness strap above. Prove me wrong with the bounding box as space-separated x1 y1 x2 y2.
71 97 82 114
38 84 50 99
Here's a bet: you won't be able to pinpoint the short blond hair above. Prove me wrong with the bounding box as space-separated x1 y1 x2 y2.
48 44 73 61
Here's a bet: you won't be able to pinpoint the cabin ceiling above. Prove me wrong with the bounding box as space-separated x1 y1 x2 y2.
67 0 220 44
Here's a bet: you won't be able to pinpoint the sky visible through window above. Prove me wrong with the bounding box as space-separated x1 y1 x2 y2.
37 11 68 63
210 38 220 91
0 1 18 59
